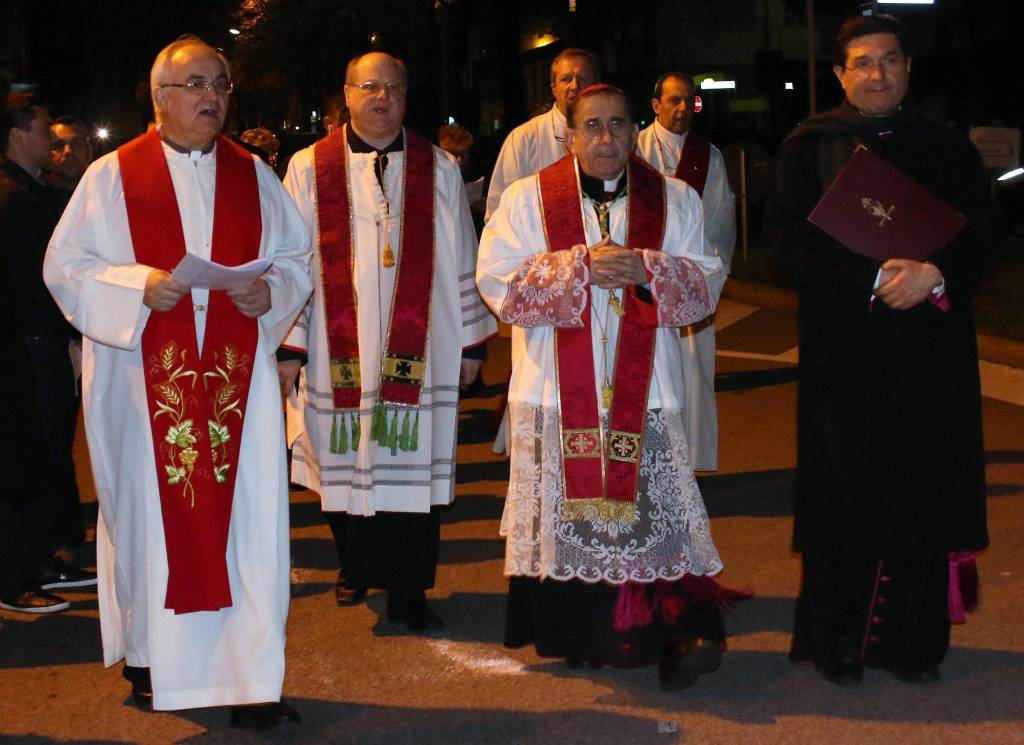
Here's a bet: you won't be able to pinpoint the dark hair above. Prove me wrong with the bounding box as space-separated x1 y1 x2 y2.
550 48 601 84
1 93 47 154
51 115 92 133
653 72 695 99
565 83 634 129
833 14 910 67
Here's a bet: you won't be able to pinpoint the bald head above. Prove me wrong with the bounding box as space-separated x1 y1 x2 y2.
343 52 408 148
345 52 407 86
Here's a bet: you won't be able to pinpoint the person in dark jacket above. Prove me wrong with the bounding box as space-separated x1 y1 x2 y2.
0 94 95 613
763 14 1005 685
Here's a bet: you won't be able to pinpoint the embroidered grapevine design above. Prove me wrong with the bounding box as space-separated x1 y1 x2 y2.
150 341 200 506
204 344 250 485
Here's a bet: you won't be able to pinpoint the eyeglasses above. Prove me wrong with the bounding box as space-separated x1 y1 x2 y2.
577 118 631 141
844 53 907 75
159 78 234 95
348 80 406 97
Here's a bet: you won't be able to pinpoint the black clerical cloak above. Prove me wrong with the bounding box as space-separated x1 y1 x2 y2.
763 103 1005 557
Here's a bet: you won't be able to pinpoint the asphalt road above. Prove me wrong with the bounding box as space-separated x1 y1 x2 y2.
2 298 1022 745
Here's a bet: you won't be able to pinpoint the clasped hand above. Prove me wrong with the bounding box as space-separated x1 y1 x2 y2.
143 269 271 318
874 259 943 310
587 235 647 290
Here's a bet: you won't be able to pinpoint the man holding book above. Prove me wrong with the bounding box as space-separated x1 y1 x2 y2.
764 14 1005 685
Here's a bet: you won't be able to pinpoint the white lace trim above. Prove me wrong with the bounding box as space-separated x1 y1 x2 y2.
640 250 712 327
500 403 723 584
498 246 589 327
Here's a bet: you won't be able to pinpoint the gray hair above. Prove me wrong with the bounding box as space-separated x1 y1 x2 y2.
149 35 230 97
550 48 600 84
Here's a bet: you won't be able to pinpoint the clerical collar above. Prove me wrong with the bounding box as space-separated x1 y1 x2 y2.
580 170 626 203
653 119 688 144
160 133 215 157
347 128 404 155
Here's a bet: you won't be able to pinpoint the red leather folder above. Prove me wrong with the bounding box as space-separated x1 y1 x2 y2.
808 145 966 262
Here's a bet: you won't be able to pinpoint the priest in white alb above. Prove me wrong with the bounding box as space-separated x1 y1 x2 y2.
485 48 600 220
43 36 311 728
636 72 735 472
280 52 496 631
486 47 599 454
478 84 746 689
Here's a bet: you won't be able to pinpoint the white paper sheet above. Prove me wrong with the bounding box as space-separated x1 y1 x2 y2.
171 254 273 290
465 176 485 205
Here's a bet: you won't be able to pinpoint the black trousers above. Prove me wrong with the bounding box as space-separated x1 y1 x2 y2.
324 509 441 591
26 334 83 549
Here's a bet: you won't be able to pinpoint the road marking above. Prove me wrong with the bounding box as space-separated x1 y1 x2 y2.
429 640 527 675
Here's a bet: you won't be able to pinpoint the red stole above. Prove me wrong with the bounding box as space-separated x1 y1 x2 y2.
119 130 261 614
313 127 435 405
537 155 665 524
675 131 711 198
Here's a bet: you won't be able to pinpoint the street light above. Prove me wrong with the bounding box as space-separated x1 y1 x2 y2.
96 127 110 140
997 167 1023 182
700 78 736 90
229 28 241 35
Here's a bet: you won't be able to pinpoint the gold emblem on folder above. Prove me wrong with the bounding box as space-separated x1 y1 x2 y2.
861 197 894 227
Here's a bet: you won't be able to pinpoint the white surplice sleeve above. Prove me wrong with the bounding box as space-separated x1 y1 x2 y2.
439 158 498 349
280 148 317 354
477 178 590 328
252 158 313 350
640 178 724 327
44 154 154 351
703 147 737 275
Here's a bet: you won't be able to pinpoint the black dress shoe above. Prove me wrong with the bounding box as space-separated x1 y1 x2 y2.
386 591 444 631
672 637 723 675
335 585 368 606
229 699 301 730
565 656 605 668
819 659 860 683
657 652 699 692
0 589 70 614
122 665 153 710
890 663 941 684
38 558 97 590
403 599 444 631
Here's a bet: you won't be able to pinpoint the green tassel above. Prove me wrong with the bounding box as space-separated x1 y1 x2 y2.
351 412 360 450
329 413 340 454
398 410 411 452
337 411 349 454
371 403 385 442
410 409 419 451
387 409 399 455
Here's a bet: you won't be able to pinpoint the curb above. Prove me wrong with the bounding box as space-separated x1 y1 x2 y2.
722 278 1024 370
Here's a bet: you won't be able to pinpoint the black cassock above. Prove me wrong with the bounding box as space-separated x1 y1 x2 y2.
764 103 1005 672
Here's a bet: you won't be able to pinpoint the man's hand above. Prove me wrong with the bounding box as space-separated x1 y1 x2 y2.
143 269 189 312
278 359 302 394
460 358 483 387
588 235 647 290
874 259 943 310
227 279 272 318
